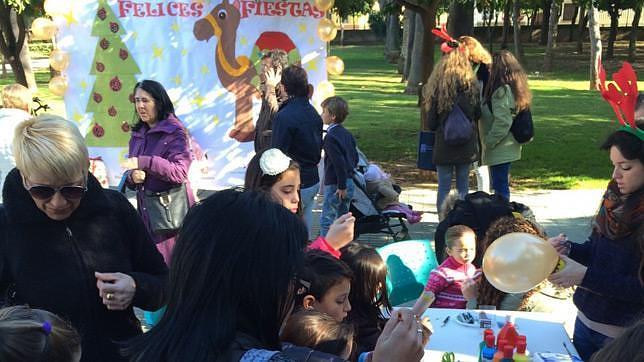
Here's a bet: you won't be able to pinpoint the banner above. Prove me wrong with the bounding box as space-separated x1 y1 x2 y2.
57 0 328 189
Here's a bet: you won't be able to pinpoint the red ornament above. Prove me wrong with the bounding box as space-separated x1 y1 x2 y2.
92 123 105 138
96 62 105 72
97 7 106 20
129 93 135 103
110 76 122 92
121 121 131 132
119 49 129 60
93 92 103 103
110 22 119 33
108 106 117 117
100 38 110 50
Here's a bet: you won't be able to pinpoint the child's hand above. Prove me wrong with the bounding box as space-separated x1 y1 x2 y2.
325 212 355 250
335 188 347 200
461 278 478 301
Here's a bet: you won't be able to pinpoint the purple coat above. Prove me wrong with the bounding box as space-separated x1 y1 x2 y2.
127 114 195 249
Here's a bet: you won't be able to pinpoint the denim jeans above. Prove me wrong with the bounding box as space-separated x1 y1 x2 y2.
436 164 470 215
490 162 511 201
300 182 319 238
573 317 613 361
320 179 354 236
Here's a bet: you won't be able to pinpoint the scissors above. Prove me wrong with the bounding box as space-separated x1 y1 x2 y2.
441 352 455 362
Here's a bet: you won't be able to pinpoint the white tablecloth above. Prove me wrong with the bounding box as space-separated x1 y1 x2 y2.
421 308 579 361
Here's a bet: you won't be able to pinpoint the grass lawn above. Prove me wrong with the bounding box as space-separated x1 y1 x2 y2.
331 42 644 190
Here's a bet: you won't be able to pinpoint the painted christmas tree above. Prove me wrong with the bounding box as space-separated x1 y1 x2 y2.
85 0 140 147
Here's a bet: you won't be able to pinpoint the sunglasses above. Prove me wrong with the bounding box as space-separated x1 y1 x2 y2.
23 179 87 200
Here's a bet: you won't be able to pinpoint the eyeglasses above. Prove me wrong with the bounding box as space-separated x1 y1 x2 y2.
23 179 87 200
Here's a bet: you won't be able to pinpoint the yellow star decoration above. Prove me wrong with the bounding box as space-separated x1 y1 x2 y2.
80 80 88 90
152 44 164 59
200 65 210 75
72 111 83 122
298 23 307 33
131 31 138 40
172 75 182 86
181 48 189 57
305 61 318 72
308 36 315 45
63 10 77 26
212 115 220 126
239 36 248 46
171 22 180 33
192 93 206 108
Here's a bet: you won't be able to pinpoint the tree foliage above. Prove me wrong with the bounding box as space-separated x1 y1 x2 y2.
333 0 373 20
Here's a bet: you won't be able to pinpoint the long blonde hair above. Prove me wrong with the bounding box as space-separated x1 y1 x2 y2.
423 48 479 115
484 50 532 111
459 36 492 65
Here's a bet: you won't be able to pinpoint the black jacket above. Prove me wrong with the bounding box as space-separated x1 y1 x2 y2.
0 168 168 361
426 92 481 166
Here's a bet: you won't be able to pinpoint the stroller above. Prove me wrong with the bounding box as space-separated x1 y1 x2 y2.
350 148 411 242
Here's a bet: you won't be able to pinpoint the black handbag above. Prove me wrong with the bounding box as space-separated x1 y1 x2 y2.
144 184 189 235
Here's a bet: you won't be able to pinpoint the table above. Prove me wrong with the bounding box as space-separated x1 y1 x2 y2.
421 308 579 361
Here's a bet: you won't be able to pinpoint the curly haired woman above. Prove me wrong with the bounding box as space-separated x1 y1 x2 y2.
423 44 481 216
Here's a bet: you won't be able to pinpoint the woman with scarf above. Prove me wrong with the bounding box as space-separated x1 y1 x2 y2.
549 122 644 360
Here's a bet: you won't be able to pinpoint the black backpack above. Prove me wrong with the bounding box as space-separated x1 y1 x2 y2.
486 102 534 144
443 103 474 146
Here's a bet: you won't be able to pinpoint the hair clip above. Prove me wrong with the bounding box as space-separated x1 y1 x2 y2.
431 24 462 54
259 148 292 176
42 321 52 336
598 60 644 141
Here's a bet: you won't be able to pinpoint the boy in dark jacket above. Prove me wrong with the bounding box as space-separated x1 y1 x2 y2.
320 96 358 236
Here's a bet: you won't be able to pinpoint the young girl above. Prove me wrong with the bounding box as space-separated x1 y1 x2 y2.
245 147 355 257
297 250 353 322
480 50 532 200
340 242 392 357
281 309 355 360
0 305 81 362
422 225 480 309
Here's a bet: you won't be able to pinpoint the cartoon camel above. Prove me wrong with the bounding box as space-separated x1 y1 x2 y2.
194 0 259 142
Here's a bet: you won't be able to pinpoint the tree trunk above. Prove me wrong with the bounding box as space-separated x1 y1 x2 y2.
606 7 619 59
576 9 588 53
588 5 602 90
340 22 345 46
501 0 512 49
627 5 641 62
540 0 552 45
401 9 415 81
529 7 538 42
512 0 524 62
447 0 474 38
0 3 28 87
385 10 401 63
569 4 579 42
486 3 495 51
405 12 424 94
543 0 560 72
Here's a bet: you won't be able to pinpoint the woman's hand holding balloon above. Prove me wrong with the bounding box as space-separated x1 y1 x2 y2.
548 255 587 289
548 233 570 255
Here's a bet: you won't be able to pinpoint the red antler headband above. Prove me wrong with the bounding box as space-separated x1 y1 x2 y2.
431 24 461 54
598 59 644 141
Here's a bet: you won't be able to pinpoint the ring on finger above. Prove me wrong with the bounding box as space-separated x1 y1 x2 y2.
106 292 114 301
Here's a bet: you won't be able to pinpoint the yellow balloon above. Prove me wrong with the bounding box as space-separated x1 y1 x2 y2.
314 80 335 101
44 0 71 16
48 76 68 96
317 18 337 43
482 232 560 293
314 0 335 12
31 17 58 40
49 50 70 71
326 56 345 76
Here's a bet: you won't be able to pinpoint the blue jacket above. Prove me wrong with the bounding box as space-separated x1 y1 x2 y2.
272 97 323 188
570 230 644 327
323 124 357 189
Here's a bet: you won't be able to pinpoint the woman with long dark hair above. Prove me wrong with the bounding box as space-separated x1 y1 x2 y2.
480 50 532 200
121 80 194 264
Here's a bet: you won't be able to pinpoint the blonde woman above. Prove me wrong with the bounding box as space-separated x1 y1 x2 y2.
422 46 481 216
0 115 168 361
480 50 532 200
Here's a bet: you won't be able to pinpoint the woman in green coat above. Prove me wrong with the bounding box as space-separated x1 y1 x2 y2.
479 50 532 200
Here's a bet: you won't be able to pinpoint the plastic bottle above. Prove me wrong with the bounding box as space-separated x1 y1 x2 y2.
513 340 530 362
478 329 495 362
500 345 514 362
497 316 519 348
492 339 507 362
481 334 497 362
